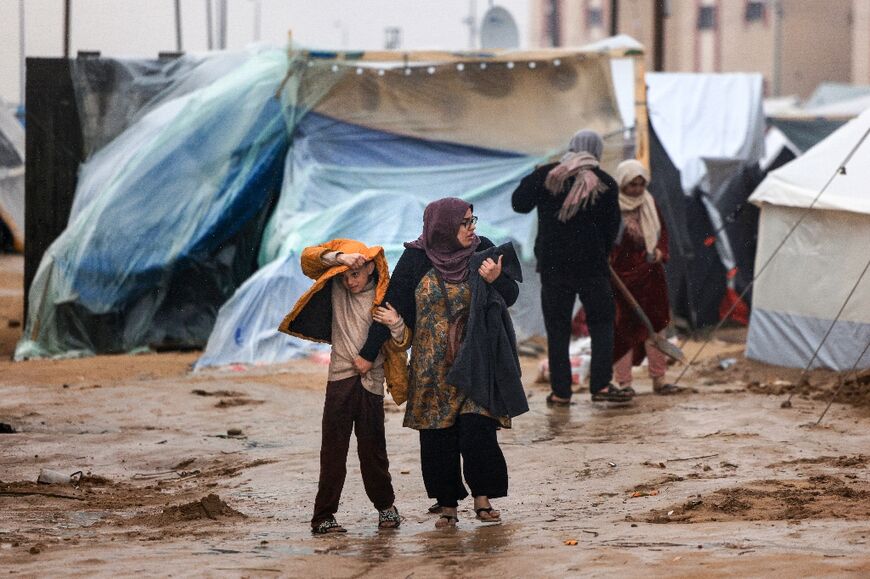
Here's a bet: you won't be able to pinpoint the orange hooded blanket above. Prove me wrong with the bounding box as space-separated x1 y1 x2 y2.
278 239 409 405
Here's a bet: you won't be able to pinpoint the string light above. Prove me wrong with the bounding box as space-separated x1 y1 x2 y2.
456 63 465 71
479 62 487 70
404 68 412 76
528 62 536 69
378 69 385 76
356 67 364 75
506 61 515 69
331 64 339 72
427 66 436 74
553 59 561 67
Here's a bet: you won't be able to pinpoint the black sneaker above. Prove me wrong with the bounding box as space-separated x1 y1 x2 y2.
591 384 633 402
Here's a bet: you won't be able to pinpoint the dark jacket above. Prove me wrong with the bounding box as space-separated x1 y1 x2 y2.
446 242 528 419
360 236 518 361
511 163 622 286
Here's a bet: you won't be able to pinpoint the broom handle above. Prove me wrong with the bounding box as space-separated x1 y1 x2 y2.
608 265 657 336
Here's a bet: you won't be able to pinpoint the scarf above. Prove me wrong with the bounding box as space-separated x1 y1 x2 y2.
405 197 480 283
545 130 607 222
545 152 607 222
615 159 661 255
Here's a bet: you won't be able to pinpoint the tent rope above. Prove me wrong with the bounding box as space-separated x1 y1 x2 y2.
672 125 870 387
815 338 870 425
782 254 870 406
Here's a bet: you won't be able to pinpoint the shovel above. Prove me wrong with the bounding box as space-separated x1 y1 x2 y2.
608 265 686 363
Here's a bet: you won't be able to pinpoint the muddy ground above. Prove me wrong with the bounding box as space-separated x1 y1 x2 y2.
1 254 869 577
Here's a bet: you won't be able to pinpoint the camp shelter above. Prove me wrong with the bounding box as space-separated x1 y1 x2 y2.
18 43 641 363
0 102 24 253
641 73 765 329
746 108 870 370
196 45 637 368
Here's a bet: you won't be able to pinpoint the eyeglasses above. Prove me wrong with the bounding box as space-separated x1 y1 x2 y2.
460 215 479 229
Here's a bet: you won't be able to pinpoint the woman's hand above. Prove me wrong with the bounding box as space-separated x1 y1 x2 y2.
373 302 400 326
336 252 367 269
478 254 503 283
653 248 663 264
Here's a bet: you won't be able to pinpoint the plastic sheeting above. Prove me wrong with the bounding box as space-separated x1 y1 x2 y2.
16 49 290 359
196 51 625 368
647 73 765 195
18 46 625 363
0 102 25 252
71 53 252 158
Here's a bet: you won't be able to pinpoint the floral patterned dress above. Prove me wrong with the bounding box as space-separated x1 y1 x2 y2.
403 269 511 430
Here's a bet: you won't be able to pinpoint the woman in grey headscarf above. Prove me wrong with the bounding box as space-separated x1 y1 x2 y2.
512 129 632 404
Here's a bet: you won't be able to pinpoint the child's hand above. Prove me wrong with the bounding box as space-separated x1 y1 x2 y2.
337 252 367 269
373 302 400 326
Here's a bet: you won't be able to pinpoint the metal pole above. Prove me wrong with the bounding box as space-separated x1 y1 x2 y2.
772 0 783 96
463 0 477 50
174 0 183 51
610 0 619 37
653 0 665 71
206 0 214 50
252 0 262 42
218 0 228 49
63 0 71 58
18 0 25 106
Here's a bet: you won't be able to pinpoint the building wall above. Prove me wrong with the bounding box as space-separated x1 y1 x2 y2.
780 0 852 97
852 0 870 83
530 0 855 98
720 0 774 87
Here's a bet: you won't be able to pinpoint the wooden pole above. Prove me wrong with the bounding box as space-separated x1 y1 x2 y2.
633 54 649 169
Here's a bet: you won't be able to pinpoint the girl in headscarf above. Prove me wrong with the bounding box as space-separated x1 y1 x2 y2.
611 159 678 395
512 129 630 405
358 197 521 528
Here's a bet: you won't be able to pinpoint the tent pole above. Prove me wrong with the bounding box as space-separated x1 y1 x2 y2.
633 54 649 169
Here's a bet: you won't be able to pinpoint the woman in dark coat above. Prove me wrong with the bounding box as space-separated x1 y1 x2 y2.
610 159 678 395
358 197 521 528
511 129 631 404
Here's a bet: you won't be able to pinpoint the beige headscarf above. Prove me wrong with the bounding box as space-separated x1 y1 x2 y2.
545 130 608 222
616 159 661 255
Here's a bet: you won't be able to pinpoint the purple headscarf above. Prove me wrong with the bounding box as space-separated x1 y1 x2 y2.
405 197 480 283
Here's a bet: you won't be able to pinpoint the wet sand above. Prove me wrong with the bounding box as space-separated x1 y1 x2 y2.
2 254 869 577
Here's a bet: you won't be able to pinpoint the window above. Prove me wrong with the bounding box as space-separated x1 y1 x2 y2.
745 1 766 22
587 7 603 29
697 6 717 30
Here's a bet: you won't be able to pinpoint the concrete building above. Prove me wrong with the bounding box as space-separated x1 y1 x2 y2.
529 0 857 98
854 0 870 84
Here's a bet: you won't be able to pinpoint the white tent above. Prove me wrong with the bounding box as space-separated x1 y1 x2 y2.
746 108 870 370
0 102 24 252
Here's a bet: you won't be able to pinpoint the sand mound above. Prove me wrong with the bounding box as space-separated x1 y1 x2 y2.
143 494 245 526
643 476 870 524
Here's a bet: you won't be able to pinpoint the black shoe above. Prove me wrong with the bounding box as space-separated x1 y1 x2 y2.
546 393 572 407
591 384 633 402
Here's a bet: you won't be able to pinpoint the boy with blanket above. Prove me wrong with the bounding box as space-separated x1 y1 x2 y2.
278 239 409 534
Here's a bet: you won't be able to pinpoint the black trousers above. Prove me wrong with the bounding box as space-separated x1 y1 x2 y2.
311 375 395 526
418 414 508 508
541 276 615 398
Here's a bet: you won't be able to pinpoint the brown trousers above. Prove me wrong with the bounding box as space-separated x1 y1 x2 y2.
311 375 395 526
